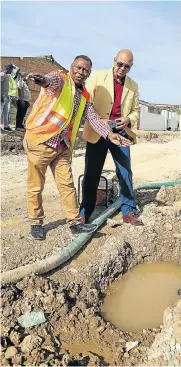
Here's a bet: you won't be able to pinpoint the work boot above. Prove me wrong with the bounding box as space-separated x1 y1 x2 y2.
4 126 13 132
16 127 25 132
30 225 45 240
123 213 144 226
70 222 98 235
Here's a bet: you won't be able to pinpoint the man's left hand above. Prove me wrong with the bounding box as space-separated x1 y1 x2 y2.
115 117 130 130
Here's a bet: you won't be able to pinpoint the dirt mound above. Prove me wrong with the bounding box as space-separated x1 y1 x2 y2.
156 184 181 206
1 275 158 366
1 130 181 156
136 130 181 143
147 300 181 366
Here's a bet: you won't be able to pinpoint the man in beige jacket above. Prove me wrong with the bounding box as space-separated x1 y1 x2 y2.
81 49 143 226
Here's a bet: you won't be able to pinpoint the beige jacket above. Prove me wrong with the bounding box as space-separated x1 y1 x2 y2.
83 68 139 143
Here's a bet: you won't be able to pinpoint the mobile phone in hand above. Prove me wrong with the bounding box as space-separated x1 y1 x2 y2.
108 120 117 129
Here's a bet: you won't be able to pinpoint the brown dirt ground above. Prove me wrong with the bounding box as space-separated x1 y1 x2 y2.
1 133 181 366
1 136 181 272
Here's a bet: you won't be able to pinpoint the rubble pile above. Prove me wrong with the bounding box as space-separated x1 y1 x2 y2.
1 185 181 366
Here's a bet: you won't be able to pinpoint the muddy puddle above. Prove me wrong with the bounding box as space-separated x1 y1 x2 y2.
101 262 181 333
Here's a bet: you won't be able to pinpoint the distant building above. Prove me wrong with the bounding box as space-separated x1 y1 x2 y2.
1 55 68 103
139 100 181 131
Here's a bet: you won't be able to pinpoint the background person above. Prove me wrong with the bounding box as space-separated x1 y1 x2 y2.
16 72 31 131
0 62 14 131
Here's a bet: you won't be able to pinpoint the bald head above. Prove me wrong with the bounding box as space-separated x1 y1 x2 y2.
116 49 133 63
114 49 133 79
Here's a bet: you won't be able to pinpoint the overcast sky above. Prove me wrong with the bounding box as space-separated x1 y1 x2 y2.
1 1 181 104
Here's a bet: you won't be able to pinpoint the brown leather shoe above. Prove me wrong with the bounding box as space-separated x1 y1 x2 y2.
123 213 144 226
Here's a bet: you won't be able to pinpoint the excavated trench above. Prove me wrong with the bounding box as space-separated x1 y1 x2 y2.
1 185 181 366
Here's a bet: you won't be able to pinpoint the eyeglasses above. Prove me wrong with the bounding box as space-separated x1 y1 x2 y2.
115 61 131 70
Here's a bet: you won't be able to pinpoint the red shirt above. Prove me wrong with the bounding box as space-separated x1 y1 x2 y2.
109 77 125 120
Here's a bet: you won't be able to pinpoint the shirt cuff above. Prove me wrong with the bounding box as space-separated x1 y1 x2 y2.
101 125 112 140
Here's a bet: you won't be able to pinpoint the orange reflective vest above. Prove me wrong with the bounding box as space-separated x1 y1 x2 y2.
25 71 90 150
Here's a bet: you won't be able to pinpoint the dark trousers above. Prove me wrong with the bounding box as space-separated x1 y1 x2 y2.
16 100 30 128
80 135 137 221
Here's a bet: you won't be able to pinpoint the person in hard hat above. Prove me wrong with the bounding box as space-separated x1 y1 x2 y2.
80 49 144 226
0 62 15 131
24 55 131 240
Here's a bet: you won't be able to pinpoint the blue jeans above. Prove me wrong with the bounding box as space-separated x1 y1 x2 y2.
80 134 137 220
1 95 10 127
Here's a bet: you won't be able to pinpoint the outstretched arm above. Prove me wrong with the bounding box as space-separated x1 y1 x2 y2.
26 70 64 92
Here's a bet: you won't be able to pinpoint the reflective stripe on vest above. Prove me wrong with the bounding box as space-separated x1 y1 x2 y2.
26 71 89 148
35 76 74 129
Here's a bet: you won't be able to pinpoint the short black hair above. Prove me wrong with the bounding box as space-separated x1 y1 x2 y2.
74 55 92 67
